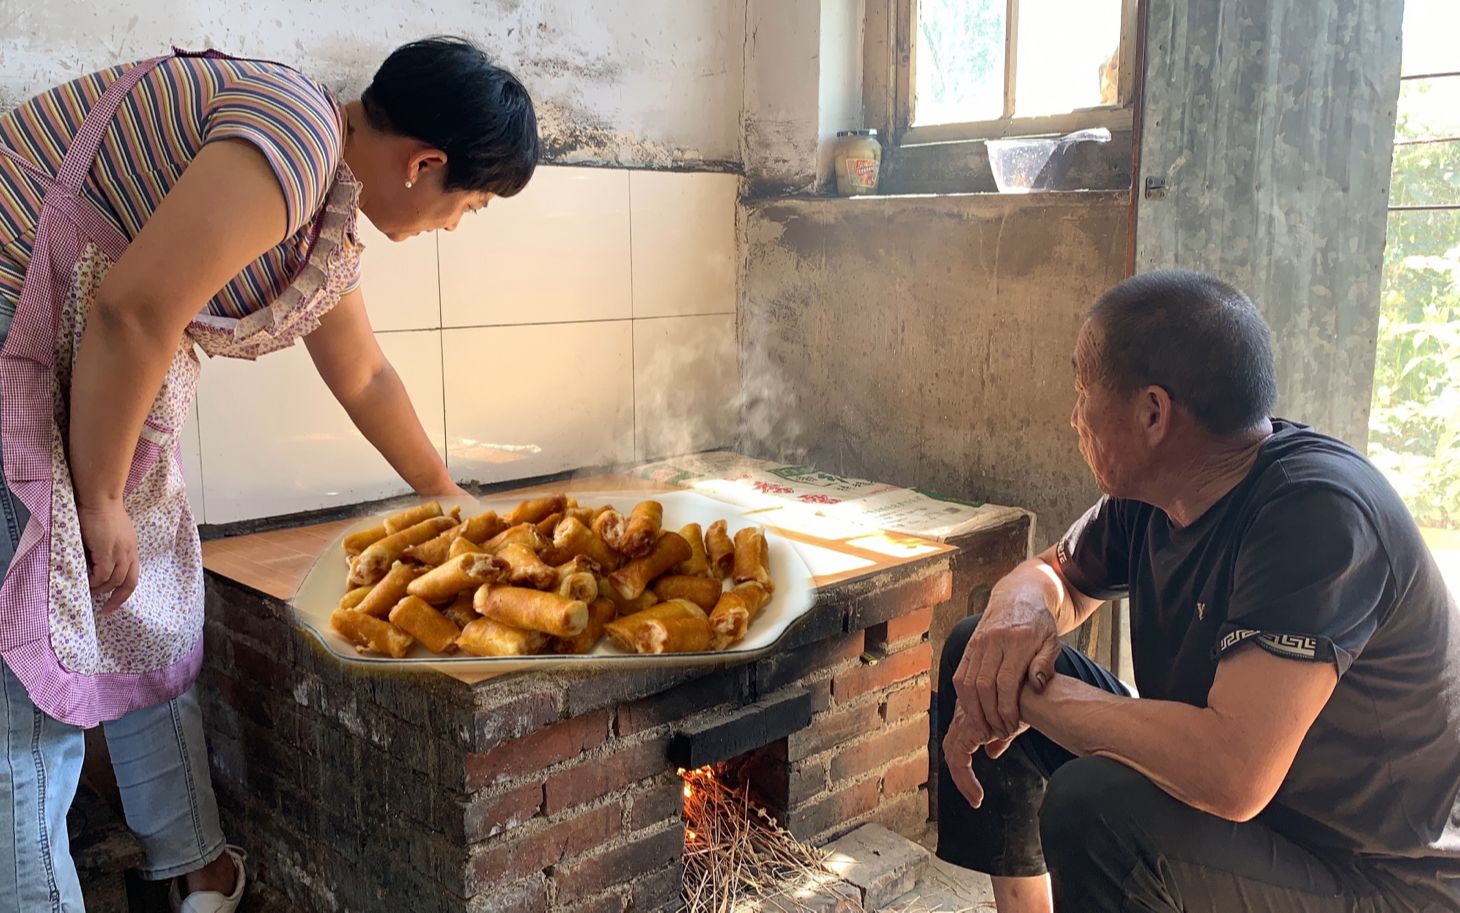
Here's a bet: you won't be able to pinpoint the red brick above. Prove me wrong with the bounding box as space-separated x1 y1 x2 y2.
464 781 544 842
467 689 563 751
231 638 288 684
866 606 934 651
615 669 746 736
870 787 929 839
786 701 883 762
631 861 683 913
464 711 610 791
881 679 931 724
552 824 682 900
784 776 879 842
466 801 623 894
881 746 931 798
544 736 671 814
468 873 549 913
564 890 628 913
830 718 929 784
754 630 866 696
831 642 932 704
628 776 683 831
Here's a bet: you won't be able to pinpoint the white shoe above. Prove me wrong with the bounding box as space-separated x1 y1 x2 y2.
169 845 247 913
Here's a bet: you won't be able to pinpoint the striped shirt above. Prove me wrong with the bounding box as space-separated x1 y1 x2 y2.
0 54 360 322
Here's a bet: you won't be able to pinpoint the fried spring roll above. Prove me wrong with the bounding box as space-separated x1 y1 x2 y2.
458 617 550 657
563 506 598 527
384 501 443 534
591 509 627 552
497 543 558 589
549 517 623 571
608 532 691 601
343 524 388 556
733 527 775 593
352 516 458 585
507 494 568 526
330 608 414 658
555 556 600 602
603 599 707 651
553 597 617 655
705 520 735 579
634 616 712 654
676 523 711 577
449 536 485 559
407 552 503 604
475 586 588 638
484 523 549 555
536 512 564 538
651 575 724 611
356 562 421 619
708 583 772 650
598 576 658 616
442 591 478 629
339 585 373 611
402 523 465 566
389 595 462 654
620 501 664 558
462 511 507 544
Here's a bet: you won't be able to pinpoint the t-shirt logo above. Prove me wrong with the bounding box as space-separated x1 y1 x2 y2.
1197 601 1207 621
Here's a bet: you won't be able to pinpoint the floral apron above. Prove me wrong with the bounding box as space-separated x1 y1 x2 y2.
0 49 362 727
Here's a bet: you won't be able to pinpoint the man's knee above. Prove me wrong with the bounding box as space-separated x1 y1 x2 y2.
1039 756 1163 862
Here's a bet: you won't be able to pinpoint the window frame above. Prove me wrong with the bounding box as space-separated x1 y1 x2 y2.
866 0 1140 147
1388 70 1460 214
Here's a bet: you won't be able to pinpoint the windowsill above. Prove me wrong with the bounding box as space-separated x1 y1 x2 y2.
900 107 1134 146
742 188 1131 206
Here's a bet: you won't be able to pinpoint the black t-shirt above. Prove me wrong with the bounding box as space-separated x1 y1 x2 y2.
1057 420 1460 904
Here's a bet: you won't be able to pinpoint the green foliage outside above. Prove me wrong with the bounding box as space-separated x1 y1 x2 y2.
1370 78 1460 529
914 0 1004 124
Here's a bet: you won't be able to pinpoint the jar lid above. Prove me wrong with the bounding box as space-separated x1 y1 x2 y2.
836 129 879 137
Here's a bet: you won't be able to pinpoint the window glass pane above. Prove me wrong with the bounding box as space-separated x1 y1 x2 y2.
1014 0 1123 117
1395 77 1460 143
1390 138 1460 208
1370 208 1460 558
1401 0 1460 77
914 0 1005 125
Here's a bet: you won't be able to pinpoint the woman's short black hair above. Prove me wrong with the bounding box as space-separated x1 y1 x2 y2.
361 37 539 197
1089 270 1278 436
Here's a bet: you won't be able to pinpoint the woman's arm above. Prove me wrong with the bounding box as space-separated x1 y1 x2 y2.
302 287 462 498
71 140 290 609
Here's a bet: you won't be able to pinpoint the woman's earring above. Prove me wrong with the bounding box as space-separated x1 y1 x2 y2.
405 181 413 189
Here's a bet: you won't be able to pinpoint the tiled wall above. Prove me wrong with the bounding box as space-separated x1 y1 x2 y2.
183 166 739 524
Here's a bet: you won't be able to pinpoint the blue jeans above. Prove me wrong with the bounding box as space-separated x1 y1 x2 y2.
0 660 226 912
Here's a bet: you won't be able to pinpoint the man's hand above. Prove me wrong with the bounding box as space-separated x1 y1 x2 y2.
952 586 1062 743
943 704 1027 808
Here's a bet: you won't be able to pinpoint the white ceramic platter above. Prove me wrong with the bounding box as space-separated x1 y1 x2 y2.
289 490 818 673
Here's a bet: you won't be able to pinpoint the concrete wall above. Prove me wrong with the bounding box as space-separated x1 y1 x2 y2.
0 0 748 169
739 192 1130 546
1135 0 1403 446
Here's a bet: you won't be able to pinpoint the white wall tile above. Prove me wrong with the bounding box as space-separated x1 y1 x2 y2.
180 403 205 523
355 218 440 331
633 314 739 461
444 322 635 484
630 171 738 318
438 166 632 328
197 332 446 523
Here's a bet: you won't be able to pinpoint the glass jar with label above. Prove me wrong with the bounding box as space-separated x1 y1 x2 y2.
834 129 882 196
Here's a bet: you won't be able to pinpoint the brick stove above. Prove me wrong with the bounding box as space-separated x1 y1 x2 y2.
196 476 1029 913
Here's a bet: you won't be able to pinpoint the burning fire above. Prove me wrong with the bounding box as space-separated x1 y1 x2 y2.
677 765 859 911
